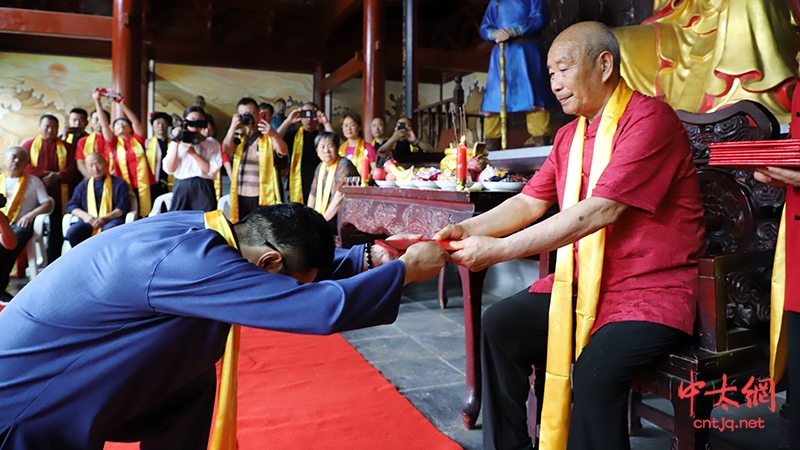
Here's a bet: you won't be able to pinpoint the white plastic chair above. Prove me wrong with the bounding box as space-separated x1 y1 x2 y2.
26 196 55 279
217 194 231 219
62 192 139 253
148 193 173 217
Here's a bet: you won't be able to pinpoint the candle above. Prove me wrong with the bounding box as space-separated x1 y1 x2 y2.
456 136 467 190
361 154 371 187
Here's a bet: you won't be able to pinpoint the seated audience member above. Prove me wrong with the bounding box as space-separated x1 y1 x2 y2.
222 97 288 221
146 111 173 200
0 202 449 449
0 147 54 303
22 114 77 263
339 112 377 179
307 132 358 234
377 117 435 163
76 108 112 179
279 102 336 204
61 108 89 145
93 89 156 217
65 152 130 248
271 98 287 130
434 22 705 449
163 107 222 212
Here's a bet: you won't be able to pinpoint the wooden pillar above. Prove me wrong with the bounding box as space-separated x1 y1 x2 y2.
112 0 142 119
314 62 324 110
402 0 418 119
362 0 385 143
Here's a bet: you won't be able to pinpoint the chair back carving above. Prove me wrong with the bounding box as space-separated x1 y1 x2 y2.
678 100 783 328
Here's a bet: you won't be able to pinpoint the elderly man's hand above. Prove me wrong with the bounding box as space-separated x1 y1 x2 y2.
399 242 449 285
448 236 505 272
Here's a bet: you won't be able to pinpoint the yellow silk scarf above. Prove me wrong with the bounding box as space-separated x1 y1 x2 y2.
769 209 788 383
147 137 173 190
86 176 113 236
0 172 28 224
204 210 241 450
313 161 339 215
338 138 369 179
229 135 281 222
30 136 69 214
115 137 152 217
539 78 634 450
288 130 305 204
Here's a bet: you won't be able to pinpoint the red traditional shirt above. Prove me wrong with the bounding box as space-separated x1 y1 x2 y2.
106 133 155 188
522 92 705 335
21 137 77 203
75 133 110 162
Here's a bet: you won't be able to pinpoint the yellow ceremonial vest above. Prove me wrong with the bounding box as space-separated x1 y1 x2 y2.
147 137 173 191
288 130 305 204
338 138 369 179
30 136 69 214
204 210 241 450
115 137 152 217
86 176 113 236
229 134 281 222
313 160 339 215
0 172 28 224
539 78 634 450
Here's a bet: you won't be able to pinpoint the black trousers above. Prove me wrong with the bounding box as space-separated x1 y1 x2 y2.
237 195 260 221
789 311 800 450
170 177 216 212
46 204 63 263
105 367 216 450
481 290 688 450
0 225 33 290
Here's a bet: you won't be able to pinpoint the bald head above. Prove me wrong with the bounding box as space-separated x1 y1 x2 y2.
553 22 621 75
85 151 109 179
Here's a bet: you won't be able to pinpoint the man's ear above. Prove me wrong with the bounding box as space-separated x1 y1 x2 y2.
258 250 283 271
599 51 615 83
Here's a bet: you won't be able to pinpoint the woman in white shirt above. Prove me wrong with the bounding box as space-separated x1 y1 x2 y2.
162 106 222 212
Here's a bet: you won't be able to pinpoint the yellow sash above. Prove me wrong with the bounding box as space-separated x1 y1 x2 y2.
30 135 69 214
539 78 634 450
313 161 339 215
115 137 152 217
65 132 76 144
82 133 114 174
86 176 113 236
769 209 788 383
204 210 241 450
147 137 173 190
338 138 369 179
288 130 305 204
229 134 281 222
0 172 28 224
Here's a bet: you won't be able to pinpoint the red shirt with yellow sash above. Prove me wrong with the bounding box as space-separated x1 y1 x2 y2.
22 137 77 206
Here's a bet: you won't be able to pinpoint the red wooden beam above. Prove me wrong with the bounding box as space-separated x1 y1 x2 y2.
0 8 112 40
324 0 362 37
385 45 490 74
320 52 364 94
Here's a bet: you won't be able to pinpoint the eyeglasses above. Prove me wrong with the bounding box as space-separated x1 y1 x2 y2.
263 238 290 275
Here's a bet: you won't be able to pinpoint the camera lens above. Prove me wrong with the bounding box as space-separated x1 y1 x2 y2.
241 113 254 126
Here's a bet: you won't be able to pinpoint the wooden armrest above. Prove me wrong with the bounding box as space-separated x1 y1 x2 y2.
697 249 775 352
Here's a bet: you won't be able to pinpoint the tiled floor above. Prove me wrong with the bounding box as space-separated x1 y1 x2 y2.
342 262 786 450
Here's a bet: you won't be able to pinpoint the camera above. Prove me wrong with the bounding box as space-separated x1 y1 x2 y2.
0 194 5 209
240 112 255 126
397 121 407 130
299 110 317 119
174 119 208 144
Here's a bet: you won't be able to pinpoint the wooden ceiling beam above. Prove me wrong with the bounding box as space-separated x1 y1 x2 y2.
0 7 111 40
385 45 488 73
324 0 362 37
320 51 364 92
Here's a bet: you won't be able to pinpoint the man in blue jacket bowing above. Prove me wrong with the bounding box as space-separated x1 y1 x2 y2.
0 203 448 449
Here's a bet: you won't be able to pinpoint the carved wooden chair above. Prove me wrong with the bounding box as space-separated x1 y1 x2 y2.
628 100 789 450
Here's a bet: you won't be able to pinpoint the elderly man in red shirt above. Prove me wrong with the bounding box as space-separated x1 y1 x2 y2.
435 22 705 450
21 114 77 263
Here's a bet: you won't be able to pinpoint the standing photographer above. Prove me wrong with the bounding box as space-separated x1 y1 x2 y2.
377 117 435 164
162 107 222 212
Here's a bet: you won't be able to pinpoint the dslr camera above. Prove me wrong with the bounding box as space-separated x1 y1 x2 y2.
174 118 208 144
240 112 255 126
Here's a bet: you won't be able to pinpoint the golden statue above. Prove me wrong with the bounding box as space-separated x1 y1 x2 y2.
614 0 800 123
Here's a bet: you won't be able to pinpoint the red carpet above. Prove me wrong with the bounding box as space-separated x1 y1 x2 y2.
106 327 461 450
